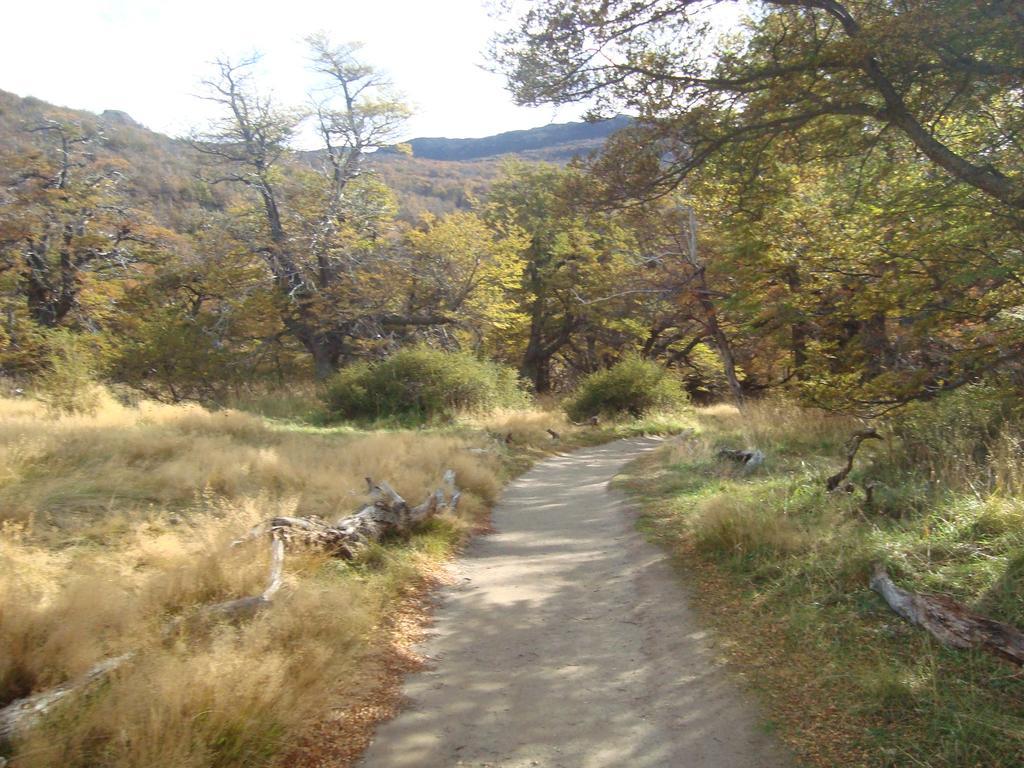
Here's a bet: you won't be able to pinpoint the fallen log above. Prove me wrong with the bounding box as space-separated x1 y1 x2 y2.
870 564 1024 665
233 471 459 560
197 534 286 623
0 653 135 740
827 428 881 491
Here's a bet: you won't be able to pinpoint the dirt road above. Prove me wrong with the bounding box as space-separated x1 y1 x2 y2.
359 437 791 768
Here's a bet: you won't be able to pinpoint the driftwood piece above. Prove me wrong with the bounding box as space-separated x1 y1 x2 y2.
717 448 764 472
870 564 1024 665
0 653 135 740
827 428 882 491
232 472 457 559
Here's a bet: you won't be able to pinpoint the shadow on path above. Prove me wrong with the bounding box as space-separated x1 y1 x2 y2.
359 438 792 768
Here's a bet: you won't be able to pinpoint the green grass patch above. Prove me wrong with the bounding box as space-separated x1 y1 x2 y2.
617 400 1024 768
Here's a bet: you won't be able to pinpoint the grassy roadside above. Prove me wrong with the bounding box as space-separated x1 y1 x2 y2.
0 392 507 768
616 401 1024 768
0 391 689 768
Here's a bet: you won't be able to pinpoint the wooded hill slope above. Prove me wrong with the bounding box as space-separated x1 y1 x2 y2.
0 88 619 223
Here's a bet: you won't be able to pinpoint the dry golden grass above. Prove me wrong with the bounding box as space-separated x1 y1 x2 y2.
696 399 855 457
476 407 574 446
0 393 499 533
692 491 809 558
0 392 502 768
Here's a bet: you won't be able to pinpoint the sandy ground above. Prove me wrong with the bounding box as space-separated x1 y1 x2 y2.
359 437 792 768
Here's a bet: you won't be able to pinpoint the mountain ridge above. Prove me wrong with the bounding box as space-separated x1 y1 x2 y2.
388 115 631 162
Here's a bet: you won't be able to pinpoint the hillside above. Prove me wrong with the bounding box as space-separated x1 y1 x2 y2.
0 90 225 229
0 89 627 222
368 116 630 218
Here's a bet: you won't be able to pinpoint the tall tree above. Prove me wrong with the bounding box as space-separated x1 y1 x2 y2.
192 41 446 378
686 123 1024 413
486 163 649 391
494 0 1024 208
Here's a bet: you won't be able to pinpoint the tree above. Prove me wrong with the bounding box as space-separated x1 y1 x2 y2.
495 0 1024 409
486 162 651 392
494 0 1024 209
192 41 448 378
686 123 1024 414
106 209 288 401
398 211 527 352
0 120 167 330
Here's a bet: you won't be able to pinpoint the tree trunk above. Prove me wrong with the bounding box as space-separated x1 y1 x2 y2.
520 270 552 392
692 273 744 406
312 344 340 380
285 317 347 380
520 347 552 393
860 313 890 379
785 267 808 379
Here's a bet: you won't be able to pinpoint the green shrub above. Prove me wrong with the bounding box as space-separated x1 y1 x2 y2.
323 347 526 422
33 329 103 416
566 356 688 421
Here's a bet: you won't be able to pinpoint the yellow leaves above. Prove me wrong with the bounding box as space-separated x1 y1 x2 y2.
404 210 528 333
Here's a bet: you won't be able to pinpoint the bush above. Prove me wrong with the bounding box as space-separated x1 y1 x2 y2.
565 356 688 421
33 329 103 416
323 347 526 422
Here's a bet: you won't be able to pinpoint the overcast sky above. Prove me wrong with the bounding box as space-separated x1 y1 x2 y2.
1 0 583 142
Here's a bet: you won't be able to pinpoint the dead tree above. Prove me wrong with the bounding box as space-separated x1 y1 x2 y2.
870 564 1024 665
676 207 744 406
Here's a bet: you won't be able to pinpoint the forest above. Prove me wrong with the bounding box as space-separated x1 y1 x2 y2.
1 1 1022 766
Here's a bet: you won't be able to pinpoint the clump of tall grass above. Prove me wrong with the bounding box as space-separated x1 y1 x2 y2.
692 491 808 560
32 329 104 416
889 383 1024 495
225 383 325 423
697 399 854 457
0 393 502 767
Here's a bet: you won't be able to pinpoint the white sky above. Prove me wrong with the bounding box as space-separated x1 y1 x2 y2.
0 0 583 142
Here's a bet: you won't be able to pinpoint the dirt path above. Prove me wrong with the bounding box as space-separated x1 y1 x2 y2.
359 437 792 768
